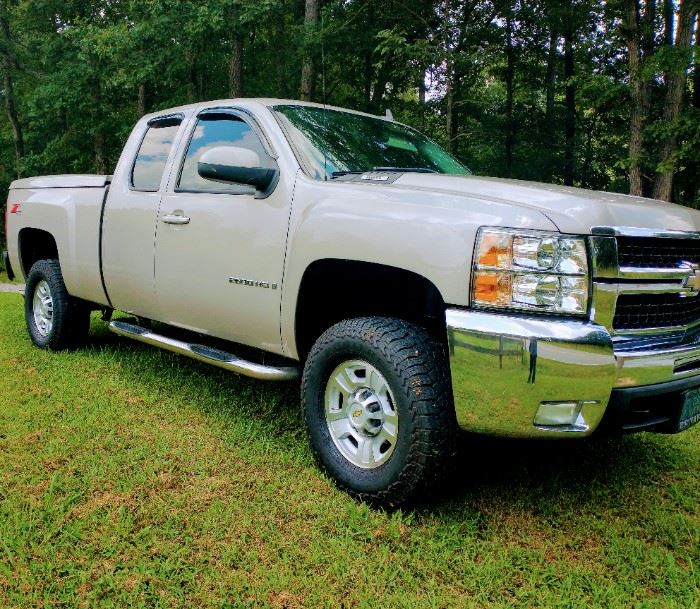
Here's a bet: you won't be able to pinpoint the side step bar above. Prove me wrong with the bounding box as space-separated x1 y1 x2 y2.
109 320 299 381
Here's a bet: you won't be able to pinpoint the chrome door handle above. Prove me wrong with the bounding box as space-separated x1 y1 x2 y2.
162 213 190 225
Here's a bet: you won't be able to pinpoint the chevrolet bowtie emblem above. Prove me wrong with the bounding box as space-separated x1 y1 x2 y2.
681 263 700 294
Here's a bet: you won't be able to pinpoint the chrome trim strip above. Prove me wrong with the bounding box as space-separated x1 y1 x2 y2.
589 236 618 279
590 282 618 330
612 323 695 336
616 281 690 295
614 339 700 387
619 267 691 280
612 332 689 352
109 320 300 381
592 226 700 239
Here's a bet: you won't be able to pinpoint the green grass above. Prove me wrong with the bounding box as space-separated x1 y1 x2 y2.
0 292 699 608
0 270 20 284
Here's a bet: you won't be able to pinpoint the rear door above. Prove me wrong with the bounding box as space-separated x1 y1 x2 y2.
153 108 292 352
102 114 186 318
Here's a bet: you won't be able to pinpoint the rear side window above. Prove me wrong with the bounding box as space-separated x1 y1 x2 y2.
131 117 182 191
178 113 268 193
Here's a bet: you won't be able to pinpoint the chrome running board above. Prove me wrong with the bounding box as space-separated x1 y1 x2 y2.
109 320 299 381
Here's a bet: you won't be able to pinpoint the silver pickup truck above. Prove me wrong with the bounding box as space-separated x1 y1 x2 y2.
5 98 700 506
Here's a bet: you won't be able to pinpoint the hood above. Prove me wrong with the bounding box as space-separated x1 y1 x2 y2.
393 174 700 235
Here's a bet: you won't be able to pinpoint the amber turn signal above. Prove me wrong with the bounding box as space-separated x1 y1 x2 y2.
472 271 511 305
477 232 511 268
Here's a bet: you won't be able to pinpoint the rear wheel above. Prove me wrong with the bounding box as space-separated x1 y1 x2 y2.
302 317 457 507
25 259 90 350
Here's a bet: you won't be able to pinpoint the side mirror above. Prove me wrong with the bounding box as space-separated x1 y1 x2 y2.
197 146 278 195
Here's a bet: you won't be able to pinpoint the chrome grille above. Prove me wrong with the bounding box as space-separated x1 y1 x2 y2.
613 292 700 330
592 233 700 334
617 236 700 269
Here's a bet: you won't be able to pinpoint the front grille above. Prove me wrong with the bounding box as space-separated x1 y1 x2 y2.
617 236 700 268
614 292 700 330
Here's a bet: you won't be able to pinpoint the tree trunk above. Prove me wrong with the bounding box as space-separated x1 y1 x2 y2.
622 0 646 196
543 14 558 182
137 83 148 117
504 14 515 178
0 4 24 176
275 10 286 97
445 74 454 153
688 16 700 204
563 21 576 186
545 26 557 127
641 0 657 58
370 69 388 114
94 132 107 175
415 67 427 130
92 79 106 174
299 0 320 101
363 52 372 110
693 15 700 109
185 51 197 103
228 34 243 97
443 0 455 154
652 0 699 201
664 0 675 46
197 71 205 101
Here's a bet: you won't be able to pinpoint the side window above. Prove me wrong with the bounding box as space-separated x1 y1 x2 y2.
178 113 268 193
131 117 182 191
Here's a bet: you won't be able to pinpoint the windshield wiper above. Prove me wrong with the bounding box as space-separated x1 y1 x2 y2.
330 167 438 179
372 167 438 173
330 171 363 178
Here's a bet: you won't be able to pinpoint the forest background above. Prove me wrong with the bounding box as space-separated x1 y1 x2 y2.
1 0 699 258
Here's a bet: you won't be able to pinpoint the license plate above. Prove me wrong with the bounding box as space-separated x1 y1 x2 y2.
678 388 700 432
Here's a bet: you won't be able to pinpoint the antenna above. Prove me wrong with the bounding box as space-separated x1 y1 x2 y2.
321 6 329 181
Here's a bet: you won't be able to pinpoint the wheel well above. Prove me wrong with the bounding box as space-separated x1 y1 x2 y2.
19 228 58 276
295 259 447 359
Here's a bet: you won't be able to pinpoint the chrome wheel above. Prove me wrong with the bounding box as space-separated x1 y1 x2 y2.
32 280 53 337
324 359 398 469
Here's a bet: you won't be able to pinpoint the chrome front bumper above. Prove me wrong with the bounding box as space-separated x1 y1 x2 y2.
446 307 700 438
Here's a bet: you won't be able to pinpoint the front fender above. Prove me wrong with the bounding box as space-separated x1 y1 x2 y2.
280 175 558 359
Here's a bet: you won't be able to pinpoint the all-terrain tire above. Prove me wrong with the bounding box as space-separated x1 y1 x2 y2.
24 259 91 350
302 317 458 507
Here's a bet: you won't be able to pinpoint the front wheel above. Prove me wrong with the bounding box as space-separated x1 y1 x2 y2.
25 259 90 350
302 317 458 507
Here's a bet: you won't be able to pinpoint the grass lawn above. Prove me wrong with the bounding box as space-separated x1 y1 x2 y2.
0 270 20 284
0 292 699 608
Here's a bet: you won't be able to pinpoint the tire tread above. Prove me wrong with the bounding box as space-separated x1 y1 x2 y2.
25 259 90 350
302 316 457 508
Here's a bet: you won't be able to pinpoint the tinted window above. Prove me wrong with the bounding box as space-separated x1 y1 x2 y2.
131 118 181 191
178 113 268 193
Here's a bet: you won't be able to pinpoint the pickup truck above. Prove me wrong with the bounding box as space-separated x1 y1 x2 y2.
5 98 700 506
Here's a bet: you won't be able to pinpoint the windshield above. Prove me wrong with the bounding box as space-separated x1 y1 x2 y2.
273 104 471 180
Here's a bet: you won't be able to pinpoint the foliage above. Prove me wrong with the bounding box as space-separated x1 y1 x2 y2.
0 0 699 263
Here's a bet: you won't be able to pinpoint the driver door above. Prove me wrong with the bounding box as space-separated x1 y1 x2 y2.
153 109 291 352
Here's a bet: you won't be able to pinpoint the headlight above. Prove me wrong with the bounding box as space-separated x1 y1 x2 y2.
471 228 589 315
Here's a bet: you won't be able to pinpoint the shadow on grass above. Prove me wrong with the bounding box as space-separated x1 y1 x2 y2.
84 322 303 436
430 431 684 512
85 322 690 522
